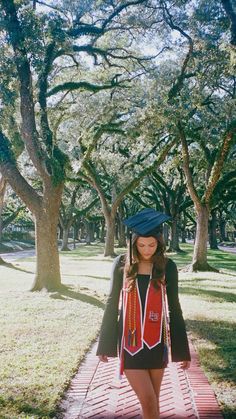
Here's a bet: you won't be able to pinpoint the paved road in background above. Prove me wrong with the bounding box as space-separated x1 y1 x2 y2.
0 243 79 263
1 242 235 264
218 245 236 254
0 249 36 262
186 239 236 254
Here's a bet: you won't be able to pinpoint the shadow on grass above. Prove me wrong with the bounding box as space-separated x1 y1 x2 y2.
180 286 236 303
214 262 236 271
59 244 106 258
180 277 212 282
0 262 33 275
60 244 125 260
87 275 110 280
205 251 236 272
65 256 119 262
188 318 236 419
64 273 110 281
221 271 236 277
170 244 236 273
187 318 236 386
0 395 57 418
50 285 105 309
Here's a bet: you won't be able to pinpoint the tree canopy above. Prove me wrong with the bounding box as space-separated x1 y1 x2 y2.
0 0 235 283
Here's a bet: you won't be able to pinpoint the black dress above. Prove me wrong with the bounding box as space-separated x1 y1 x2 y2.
120 274 166 369
96 254 191 369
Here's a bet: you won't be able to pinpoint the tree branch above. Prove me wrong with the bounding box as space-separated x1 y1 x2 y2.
161 1 194 100
0 175 7 220
73 197 100 220
212 170 236 201
152 171 173 195
0 132 42 213
82 162 112 220
3 206 25 229
177 121 201 210
47 79 129 97
67 0 146 38
203 121 236 204
1 0 49 181
56 44 161 68
35 0 66 15
221 0 236 46
38 42 56 150
112 137 176 211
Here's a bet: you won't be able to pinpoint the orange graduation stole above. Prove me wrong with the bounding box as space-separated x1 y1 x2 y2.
119 275 168 376
123 280 163 354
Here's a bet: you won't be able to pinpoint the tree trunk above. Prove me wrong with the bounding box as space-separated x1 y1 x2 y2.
209 209 218 249
167 218 183 252
0 211 3 243
104 216 116 257
181 229 186 243
117 212 126 247
58 223 63 240
0 176 7 243
100 219 105 243
31 186 64 291
84 221 91 245
0 256 6 265
219 217 227 242
72 225 77 249
163 224 169 245
191 205 217 271
94 222 100 240
115 221 119 241
181 213 187 243
90 222 95 242
61 225 70 251
118 222 126 247
74 223 79 241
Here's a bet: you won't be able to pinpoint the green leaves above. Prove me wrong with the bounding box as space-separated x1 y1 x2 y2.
0 132 16 165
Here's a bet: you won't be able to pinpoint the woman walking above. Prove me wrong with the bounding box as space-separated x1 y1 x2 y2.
97 208 191 419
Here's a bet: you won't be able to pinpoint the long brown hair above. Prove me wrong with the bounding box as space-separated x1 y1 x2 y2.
124 233 168 291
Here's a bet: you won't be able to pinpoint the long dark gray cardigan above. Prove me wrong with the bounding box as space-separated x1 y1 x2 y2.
96 254 191 362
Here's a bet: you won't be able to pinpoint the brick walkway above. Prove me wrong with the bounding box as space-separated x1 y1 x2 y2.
58 339 223 419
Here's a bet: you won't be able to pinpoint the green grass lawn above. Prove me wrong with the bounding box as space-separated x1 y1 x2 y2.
0 243 235 418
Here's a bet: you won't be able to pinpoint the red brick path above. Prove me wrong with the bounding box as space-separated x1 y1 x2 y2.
58 339 223 418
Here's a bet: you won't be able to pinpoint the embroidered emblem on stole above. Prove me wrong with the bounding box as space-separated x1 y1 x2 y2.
123 280 163 355
149 311 159 322
119 279 170 377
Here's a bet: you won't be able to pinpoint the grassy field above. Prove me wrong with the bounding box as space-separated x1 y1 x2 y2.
0 243 235 418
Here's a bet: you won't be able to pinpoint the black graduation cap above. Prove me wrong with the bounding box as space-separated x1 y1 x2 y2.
123 208 171 265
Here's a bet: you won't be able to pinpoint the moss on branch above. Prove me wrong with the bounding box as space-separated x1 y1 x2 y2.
47 80 127 97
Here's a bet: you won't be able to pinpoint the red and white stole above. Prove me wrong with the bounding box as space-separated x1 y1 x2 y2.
119 272 166 376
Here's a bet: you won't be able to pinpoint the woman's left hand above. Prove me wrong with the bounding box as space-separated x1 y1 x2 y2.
180 360 191 369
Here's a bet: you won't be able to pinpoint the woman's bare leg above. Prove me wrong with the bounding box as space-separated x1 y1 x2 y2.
149 369 165 417
124 369 159 419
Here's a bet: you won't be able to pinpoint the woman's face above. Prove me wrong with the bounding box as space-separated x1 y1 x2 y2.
136 236 158 261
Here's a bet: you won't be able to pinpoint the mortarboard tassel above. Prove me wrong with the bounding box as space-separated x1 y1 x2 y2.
162 305 169 365
132 329 137 347
128 329 132 347
129 231 132 266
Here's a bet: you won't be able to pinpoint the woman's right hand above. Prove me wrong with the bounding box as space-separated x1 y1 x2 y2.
99 355 108 362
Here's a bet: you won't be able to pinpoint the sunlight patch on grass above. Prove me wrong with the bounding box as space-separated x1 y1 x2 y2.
177 268 236 417
0 254 107 418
